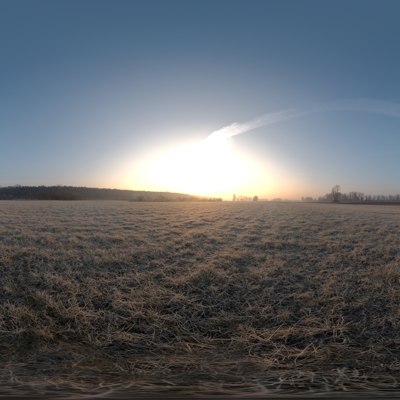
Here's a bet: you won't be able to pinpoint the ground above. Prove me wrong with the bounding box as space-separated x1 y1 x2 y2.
0 200 400 397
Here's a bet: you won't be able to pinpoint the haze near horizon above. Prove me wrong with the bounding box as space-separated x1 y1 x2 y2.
1 1 400 200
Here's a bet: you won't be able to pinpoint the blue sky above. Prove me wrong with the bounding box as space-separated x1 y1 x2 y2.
1 0 400 199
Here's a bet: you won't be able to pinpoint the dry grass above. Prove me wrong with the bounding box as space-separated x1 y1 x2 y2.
1 200 400 397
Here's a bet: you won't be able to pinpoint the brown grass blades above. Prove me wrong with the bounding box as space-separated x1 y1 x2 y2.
1 200 400 396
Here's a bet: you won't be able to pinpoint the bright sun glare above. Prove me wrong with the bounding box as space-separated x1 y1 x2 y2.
146 137 251 196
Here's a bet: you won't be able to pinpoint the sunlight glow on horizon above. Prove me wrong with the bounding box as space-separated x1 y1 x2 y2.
128 135 274 199
146 137 249 196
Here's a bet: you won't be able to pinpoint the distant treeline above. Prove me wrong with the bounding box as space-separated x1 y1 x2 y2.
302 192 400 203
232 194 258 201
0 186 84 200
0 185 221 202
131 194 222 202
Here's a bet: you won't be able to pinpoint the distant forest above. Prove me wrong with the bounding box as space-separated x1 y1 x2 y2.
302 192 400 203
0 185 222 202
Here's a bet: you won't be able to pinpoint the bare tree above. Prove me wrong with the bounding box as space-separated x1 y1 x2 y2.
331 185 341 202
252 195 258 201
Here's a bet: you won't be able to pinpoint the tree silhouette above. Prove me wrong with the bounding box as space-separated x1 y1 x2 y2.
331 185 341 202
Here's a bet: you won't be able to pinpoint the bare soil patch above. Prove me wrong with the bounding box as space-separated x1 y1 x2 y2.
1 201 400 397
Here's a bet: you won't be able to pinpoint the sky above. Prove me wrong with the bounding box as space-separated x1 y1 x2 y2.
1 0 400 200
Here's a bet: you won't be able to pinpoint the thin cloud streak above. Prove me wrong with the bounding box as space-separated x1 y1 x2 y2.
205 99 400 142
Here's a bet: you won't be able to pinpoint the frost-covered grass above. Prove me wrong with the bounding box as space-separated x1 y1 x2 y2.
1 200 400 396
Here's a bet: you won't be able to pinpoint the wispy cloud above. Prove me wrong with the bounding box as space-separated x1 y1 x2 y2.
205 99 400 142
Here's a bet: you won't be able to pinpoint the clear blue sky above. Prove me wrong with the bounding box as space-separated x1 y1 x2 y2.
1 0 400 199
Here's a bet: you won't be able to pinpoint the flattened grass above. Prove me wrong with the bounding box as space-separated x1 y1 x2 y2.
1 201 400 396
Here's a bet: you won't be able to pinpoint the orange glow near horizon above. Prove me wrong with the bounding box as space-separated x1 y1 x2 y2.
118 128 325 199
119 137 312 200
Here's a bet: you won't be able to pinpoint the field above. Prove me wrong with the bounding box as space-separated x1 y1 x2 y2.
1 200 400 397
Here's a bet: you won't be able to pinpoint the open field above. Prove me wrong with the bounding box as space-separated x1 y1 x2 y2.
1 200 400 397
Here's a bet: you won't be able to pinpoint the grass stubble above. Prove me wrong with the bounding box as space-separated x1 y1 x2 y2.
0 200 400 397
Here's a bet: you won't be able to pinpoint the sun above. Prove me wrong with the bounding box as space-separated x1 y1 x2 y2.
144 136 251 196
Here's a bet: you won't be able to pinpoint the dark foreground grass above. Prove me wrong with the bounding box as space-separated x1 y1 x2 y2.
0 200 400 397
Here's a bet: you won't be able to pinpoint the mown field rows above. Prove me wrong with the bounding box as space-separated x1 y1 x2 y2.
0 200 400 395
